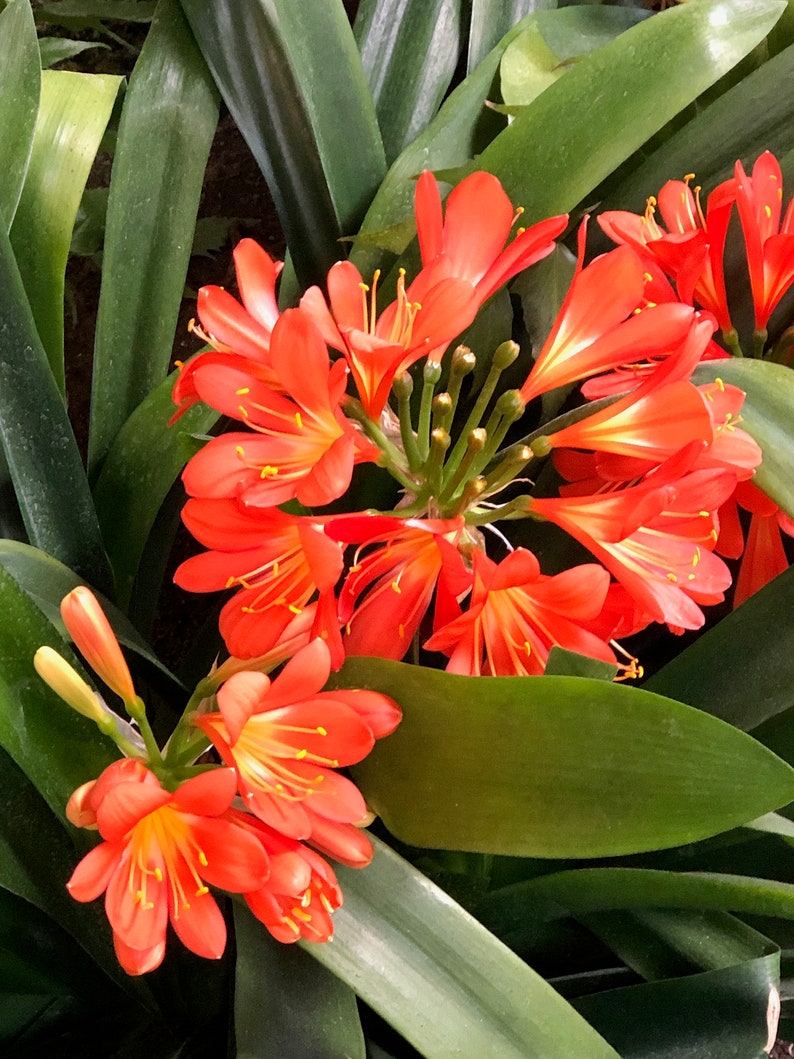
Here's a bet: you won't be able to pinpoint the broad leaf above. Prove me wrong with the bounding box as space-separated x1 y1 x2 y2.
694 358 794 518
93 369 218 610
10 69 120 387
477 0 785 224
234 904 365 1059
38 36 106 68
307 838 620 1059
0 223 110 589
88 0 219 476
468 0 550 73
646 567 794 732
603 42 794 218
180 0 386 289
354 0 463 164
0 0 40 230
331 659 794 857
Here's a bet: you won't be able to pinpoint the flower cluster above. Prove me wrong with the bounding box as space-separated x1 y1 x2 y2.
37 588 400 975
39 152 793 976
173 158 790 684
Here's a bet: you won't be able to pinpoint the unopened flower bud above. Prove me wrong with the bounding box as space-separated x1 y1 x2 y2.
492 340 520 370
60 587 136 704
423 359 443 385
34 647 107 724
392 372 413 400
494 389 526 422
451 346 476 378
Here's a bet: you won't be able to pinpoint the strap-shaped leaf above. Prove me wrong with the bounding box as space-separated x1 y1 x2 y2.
0 0 40 231
602 42 794 217
307 838 620 1059
180 0 386 289
354 0 463 164
0 224 110 589
477 0 785 224
468 0 548 73
331 658 794 857
234 905 366 1059
88 0 219 476
10 69 120 389
694 359 794 518
646 567 794 732
93 369 218 610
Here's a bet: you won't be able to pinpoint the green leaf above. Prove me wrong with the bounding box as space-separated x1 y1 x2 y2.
646 567 794 732
694 358 794 517
88 0 219 477
499 7 649 109
0 223 110 589
0 0 40 230
468 0 551 74
543 646 616 679
354 0 463 164
38 36 107 68
92 369 218 610
0 539 182 683
34 0 157 27
573 911 779 1059
0 566 116 819
70 186 108 258
331 659 794 857
234 904 365 1059
477 0 786 225
603 42 794 217
307 838 620 1059
180 0 386 289
10 69 120 388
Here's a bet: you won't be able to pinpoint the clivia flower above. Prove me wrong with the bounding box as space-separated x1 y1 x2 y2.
60 586 136 705
425 548 615 676
195 640 401 849
182 308 378 509
301 170 567 418
717 480 794 607
66 761 268 975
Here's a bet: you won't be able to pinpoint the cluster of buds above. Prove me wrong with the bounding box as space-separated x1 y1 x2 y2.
36 589 400 974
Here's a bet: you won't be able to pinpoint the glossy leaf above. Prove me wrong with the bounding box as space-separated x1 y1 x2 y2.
646 567 794 732
10 69 120 388
180 0 385 289
0 538 181 683
234 904 365 1059
88 0 218 476
694 359 794 517
499 7 649 108
331 658 794 857
0 0 39 231
468 0 550 73
307 838 620 1059
34 0 157 27
477 0 786 224
574 911 779 1059
93 369 218 610
38 36 107 68
0 566 115 820
603 42 794 217
354 0 463 164
0 224 110 589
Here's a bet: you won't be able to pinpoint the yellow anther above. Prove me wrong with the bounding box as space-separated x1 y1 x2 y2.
134 890 143 904
666 572 678 582
174 359 184 369
235 445 245 458
293 908 313 923
284 917 301 936
391 580 402 594
516 226 526 235
238 405 249 417
715 377 725 390
684 172 695 183
199 851 208 867
765 205 773 219
196 886 209 897
296 748 308 759
644 272 653 283
688 573 696 581
295 411 303 429
692 547 701 567
236 387 250 395
154 868 163 882
301 889 312 908
524 641 532 656
316 726 327 736
698 510 710 518
260 465 279 478
288 604 302 615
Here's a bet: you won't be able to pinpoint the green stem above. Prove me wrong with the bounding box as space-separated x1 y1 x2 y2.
417 361 442 462
722 327 744 358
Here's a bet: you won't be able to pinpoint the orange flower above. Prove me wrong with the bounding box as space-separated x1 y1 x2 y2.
733 151 794 330
598 174 735 331
196 640 401 842
61 587 136 704
328 514 471 660
228 809 343 943
172 239 283 420
425 549 615 676
301 171 566 418
182 309 377 508
518 227 699 404
174 498 344 660
66 761 268 975
719 481 794 607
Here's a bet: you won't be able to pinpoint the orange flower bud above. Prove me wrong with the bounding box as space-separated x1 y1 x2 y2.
60 587 136 704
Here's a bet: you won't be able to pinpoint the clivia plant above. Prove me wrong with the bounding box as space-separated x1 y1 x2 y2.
1 0 794 1056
